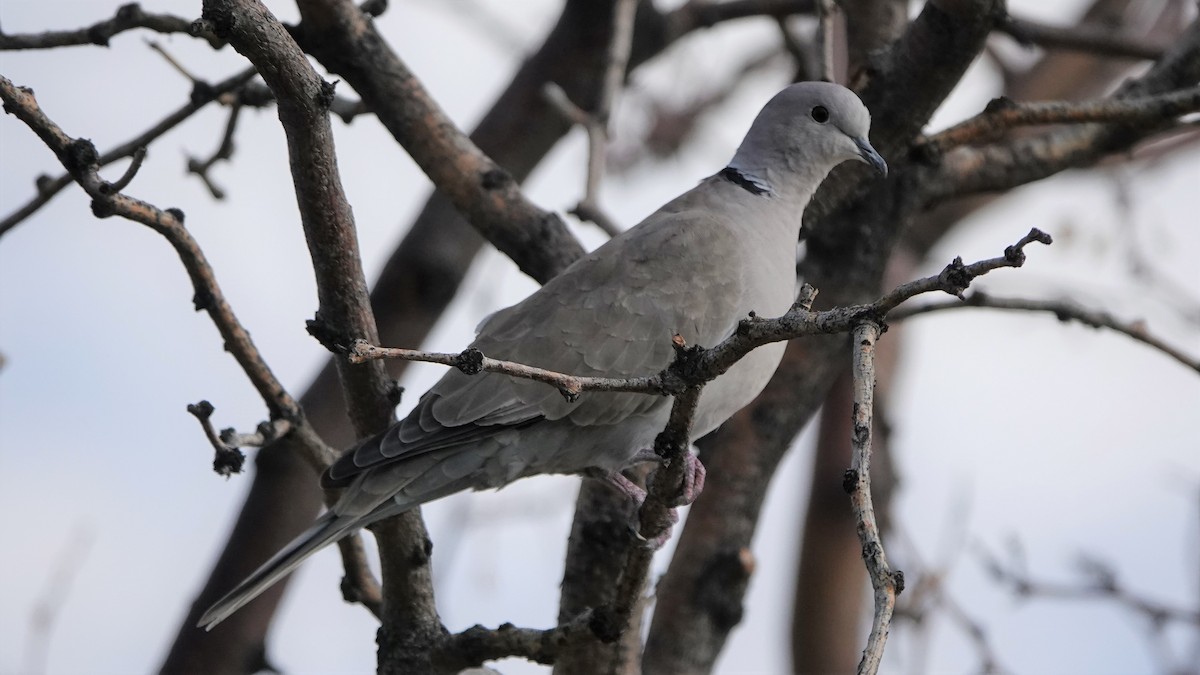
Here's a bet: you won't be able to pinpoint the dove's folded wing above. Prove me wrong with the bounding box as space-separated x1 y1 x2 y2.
325 206 747 486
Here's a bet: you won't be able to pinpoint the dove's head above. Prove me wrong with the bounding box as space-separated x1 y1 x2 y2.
728 82 886 199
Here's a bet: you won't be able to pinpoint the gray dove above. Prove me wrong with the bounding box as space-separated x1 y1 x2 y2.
199 81 886 629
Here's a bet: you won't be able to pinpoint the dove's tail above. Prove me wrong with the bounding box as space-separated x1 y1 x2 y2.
198 511 359 630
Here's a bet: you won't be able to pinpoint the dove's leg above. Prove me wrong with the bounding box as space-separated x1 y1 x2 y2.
585 452 706 549
601 450 707 506
591 469 647 506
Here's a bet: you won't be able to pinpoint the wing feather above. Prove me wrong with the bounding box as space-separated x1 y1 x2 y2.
327 204 750 484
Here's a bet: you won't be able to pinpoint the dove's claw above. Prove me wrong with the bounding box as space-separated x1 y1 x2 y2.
633 507 679 549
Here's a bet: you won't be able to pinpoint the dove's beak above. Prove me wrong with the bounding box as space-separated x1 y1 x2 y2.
853 137 888 177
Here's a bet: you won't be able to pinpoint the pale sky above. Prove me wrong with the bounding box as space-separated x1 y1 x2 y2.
1 1 1198 674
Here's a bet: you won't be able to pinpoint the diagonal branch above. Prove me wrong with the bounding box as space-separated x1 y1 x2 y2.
292 0 586 285
891 291 1200 374
922 18 1200 204
0 74 308 435
0 66 257 237
922 86 1200 152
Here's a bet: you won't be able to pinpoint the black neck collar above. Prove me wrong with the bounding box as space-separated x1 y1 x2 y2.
719 166 771 196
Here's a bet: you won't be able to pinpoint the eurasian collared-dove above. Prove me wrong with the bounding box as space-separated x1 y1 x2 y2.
199 81 886 629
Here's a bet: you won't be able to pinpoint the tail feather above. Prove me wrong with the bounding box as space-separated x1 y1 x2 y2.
197 512 358 630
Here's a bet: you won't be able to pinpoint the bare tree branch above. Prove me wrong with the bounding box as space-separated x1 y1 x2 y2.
188 401 248 477
0 67 257 237
892 527 1011 675
291 0 586 285
106 145 146 193
844 320 903 675
196 1 440 670
0 2 224 50
542 82 622 236
434 612 595 671
187 102 242 199
979 543 1200 669
922 17 1200 204
891 291 1200 374
923 86 1200 152
350 230 1054 409
0 75 315 442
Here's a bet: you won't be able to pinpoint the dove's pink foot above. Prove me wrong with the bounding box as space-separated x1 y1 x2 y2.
624 449 706 506
589 453 706 549
672 452 707 507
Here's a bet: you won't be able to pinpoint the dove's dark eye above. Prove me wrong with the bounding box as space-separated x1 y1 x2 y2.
810 106 830 123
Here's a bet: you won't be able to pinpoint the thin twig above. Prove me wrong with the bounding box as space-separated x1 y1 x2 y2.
845 321 902 675
892 527 1009 675
104 146 146 193
601 0 637 129
924 86 1200 151
350 229 1056 400
0 67 257 237
541 0 637 237
146 39 200 83
0 75 339 471
0 3 224 50
218 418 294 450
979 542 1200 668
186 401 246 477
187 103 242 199
775 15 816 80
890 291 1200 374
349 341 662 399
